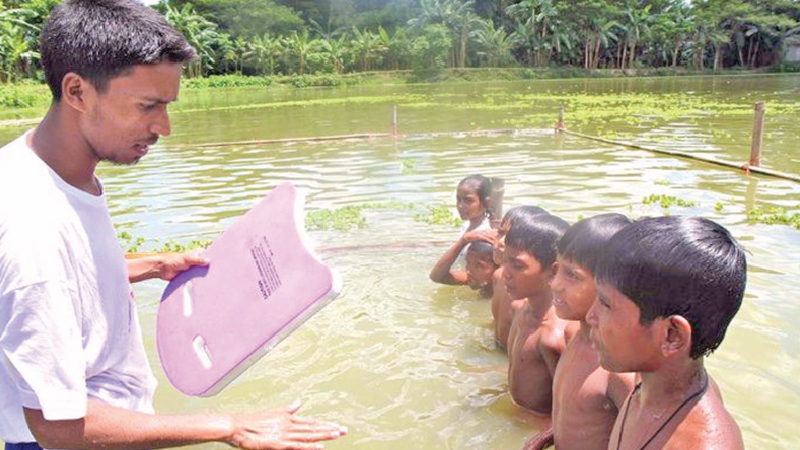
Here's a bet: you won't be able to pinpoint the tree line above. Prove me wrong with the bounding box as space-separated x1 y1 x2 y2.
2 0 800 83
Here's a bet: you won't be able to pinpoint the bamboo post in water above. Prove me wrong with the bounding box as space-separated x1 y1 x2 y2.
556 107 565 132
489 177 505 227
750 101 766 167
391 105 398 137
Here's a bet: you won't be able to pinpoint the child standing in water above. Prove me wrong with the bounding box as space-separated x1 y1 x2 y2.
429 175 496 296
505 213 573 414
587 216 746 450
491 205 549 351
429 232 498 298
524 214 636 450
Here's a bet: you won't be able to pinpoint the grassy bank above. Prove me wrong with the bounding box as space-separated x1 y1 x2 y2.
2 67 798 122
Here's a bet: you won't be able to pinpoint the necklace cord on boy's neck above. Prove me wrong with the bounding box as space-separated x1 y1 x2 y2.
615 371 709 450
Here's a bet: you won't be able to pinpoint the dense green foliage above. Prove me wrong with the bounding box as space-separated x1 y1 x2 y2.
2 0 799 85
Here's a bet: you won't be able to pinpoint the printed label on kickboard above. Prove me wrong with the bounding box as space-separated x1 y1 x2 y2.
250 236 282 301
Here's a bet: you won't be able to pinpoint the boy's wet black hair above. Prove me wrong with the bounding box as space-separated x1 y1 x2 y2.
594 216 747 359
502 205 549 226
467 240 496 263
557 213 632 274
505 213 570 267
40 0 197 101
458 174 493 218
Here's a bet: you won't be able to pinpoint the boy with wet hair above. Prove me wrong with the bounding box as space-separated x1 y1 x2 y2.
524 213 635 450
587 216 746 450
491 205 549 351
429 230 498 298
505 213 573 414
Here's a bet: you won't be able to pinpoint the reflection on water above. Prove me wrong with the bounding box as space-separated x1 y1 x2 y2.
2 76 799 449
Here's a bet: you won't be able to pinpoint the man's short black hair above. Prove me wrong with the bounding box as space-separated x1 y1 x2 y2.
505 213 570 267
557 213 632 274
40 0 197 100
467 240 496 262
595 216 747 359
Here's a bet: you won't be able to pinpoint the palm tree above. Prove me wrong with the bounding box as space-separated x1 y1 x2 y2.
655 3 695 67
583 17 621 70
621 4 654 69
251 33 284 75
471 19 518 67
287 29 316 75
164 4 220 77
0 7 40 81
351 27 382 72
318 34 349 73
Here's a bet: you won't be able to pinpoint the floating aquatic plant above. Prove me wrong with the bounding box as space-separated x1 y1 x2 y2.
413 205 462 227
642 194 697 209
306 206 367 231
747 207 800 230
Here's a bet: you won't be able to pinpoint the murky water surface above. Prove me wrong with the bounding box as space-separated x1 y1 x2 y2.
2 75 799 449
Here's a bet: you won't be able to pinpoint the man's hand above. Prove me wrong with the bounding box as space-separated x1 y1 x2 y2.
156 251 210 281
25 399 347 450
127 251 209 283
228 401 347 450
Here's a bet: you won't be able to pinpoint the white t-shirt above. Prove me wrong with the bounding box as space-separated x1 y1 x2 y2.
0 133 157 443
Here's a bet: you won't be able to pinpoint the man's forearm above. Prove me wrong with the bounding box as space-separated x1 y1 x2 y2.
126 256 163 283
25 400 232 450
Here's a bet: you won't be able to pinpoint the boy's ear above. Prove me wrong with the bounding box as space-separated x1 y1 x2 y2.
661 315 692 358
548 261 558 279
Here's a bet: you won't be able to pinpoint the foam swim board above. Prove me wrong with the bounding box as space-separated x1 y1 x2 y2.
156 182 342 397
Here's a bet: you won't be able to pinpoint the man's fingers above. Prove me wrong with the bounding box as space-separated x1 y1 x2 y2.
289 422 346 434
285 429 344 443
286 399 303 414
184 251 210 266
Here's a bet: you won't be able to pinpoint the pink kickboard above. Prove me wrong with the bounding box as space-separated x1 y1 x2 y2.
156 182 342 397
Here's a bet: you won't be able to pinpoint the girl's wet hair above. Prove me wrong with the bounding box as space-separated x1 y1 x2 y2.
557 213 632 274
505 213 570 267
458 174 493 219
594 216 747 359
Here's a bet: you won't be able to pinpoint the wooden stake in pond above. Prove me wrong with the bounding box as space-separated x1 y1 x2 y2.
391 105 398 138
556 107 565 132
489 177 505 226
750 101 766 167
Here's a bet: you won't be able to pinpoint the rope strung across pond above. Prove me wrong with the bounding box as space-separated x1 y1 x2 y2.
560 128 800 183
160 128 550 149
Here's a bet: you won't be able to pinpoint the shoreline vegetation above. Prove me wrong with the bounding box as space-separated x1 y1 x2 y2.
4 0 799 120
2 67 799 120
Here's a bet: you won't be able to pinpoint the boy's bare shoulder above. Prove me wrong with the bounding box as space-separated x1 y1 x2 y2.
538 317 571 355
665 380 744 450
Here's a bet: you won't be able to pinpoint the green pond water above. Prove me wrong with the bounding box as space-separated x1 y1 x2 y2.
1 74 799 449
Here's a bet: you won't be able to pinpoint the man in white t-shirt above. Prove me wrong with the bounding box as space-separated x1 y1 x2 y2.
0 1 346 450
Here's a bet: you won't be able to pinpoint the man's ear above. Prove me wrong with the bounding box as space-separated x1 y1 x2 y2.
60 73 91 113
661 315 692 358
